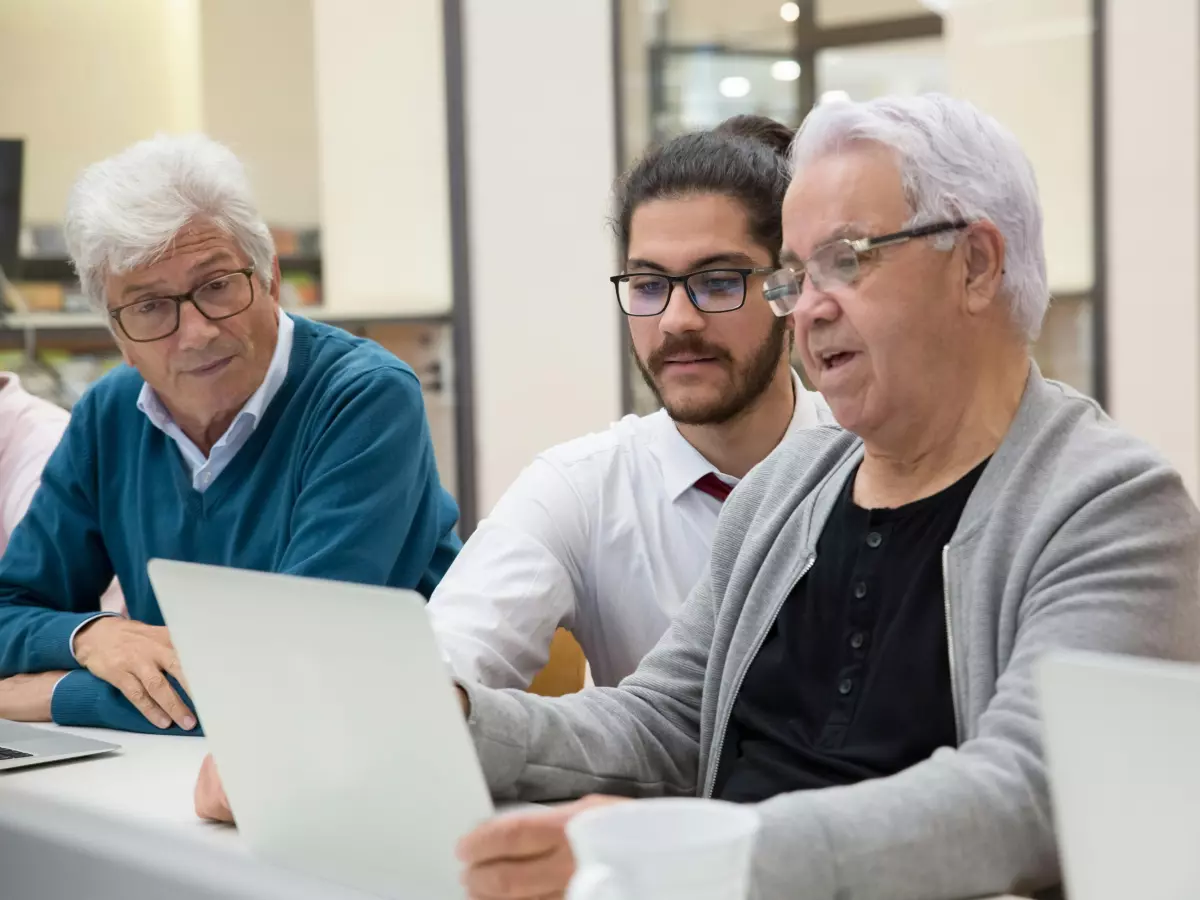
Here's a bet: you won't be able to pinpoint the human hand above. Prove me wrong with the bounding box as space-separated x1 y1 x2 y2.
457 795 631 899
73 617 195 730
0 671 69 722
194 753 234 822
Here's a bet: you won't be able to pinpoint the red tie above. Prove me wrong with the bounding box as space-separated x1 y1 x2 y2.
694 473 733 503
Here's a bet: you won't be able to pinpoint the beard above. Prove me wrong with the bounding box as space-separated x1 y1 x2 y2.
634 317 788 426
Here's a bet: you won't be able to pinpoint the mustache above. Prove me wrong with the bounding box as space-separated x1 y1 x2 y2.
646 334 732 375
173 344 240 373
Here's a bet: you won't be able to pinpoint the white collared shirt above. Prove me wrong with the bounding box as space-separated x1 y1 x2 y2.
136 311 293 492
429 371 831 689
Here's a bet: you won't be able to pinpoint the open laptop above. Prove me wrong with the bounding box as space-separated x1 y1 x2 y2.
1038 651 1200 900
0 719 119 770
147 559 495 900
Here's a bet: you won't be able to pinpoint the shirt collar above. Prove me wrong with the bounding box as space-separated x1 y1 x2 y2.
136 310 294 436
240 309 294 424
658 369 818 503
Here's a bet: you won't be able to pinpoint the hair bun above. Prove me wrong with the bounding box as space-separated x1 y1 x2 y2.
715 115 795 158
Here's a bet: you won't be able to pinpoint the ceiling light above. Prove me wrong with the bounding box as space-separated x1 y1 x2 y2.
819 89 851 105
771 60 802 82
719 76 752 99
780 2 800 23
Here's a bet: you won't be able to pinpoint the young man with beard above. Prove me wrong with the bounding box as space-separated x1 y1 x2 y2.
425 116 830 691
193 116 833 824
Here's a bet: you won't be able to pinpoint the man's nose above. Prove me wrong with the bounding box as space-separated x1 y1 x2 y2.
791 277 842 328
174 301 221 349
659 282 706 335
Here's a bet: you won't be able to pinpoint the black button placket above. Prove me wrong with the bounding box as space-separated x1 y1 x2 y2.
818 513 889 749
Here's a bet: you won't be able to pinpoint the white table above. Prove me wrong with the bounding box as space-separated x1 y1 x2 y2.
0 723 376 899
0 723 1036 900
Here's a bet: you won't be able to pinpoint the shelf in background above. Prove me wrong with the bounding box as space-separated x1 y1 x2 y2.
11 256 323 283
0 308 453 350
0 308 450 329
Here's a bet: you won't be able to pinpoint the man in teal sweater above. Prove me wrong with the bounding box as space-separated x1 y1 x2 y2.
0 134 460 735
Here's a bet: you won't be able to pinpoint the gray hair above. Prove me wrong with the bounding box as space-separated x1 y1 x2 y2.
63 133 275 309
791 94 1049 341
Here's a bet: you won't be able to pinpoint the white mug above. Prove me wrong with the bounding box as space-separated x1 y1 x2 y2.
565 797 761 900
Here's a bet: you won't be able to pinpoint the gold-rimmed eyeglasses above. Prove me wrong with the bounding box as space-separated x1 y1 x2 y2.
762 220 969 316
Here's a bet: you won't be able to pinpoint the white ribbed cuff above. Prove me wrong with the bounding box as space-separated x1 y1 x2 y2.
68 612 121 663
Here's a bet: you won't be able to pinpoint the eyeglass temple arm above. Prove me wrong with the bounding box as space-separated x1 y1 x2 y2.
853 220 971 252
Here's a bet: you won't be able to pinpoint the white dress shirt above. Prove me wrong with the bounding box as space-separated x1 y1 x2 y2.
429 372 831 689
0 373 68 550
136 311 293 492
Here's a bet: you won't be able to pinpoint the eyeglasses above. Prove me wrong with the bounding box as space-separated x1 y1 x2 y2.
108 268 257 342
762 220 969 316
610 267 775 317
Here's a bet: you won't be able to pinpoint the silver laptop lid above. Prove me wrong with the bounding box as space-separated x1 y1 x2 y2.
148 559 494 900
1039 651 1200 900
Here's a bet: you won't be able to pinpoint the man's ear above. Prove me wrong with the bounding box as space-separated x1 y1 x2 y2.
963 221 1006 315
269 255 283 307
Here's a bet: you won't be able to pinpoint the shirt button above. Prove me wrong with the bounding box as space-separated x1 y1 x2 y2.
201 471 213 486
838 678 854 695
854 581 867 599
850 632 866 650
866 531 883 548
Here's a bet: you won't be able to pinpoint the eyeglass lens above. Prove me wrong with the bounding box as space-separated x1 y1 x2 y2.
762 240 865 316
119 271 254 341
617 270 746 316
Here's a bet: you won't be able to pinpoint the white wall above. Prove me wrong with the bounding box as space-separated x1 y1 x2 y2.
1105 0 1200 494
0 0 203 223
0 0 321 229
200 0 320 227
946 0 1093 295
310 0 453 315
463 0 622 512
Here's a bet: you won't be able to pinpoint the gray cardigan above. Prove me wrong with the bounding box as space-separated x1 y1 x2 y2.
462 369 1200 900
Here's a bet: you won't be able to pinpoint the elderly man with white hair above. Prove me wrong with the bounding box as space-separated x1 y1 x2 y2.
444 94 1200 900
0 135 461 734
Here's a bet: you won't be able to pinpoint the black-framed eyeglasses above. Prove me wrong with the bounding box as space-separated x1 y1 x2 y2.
108 267 257 342
610 267 775 317
762 220 970 317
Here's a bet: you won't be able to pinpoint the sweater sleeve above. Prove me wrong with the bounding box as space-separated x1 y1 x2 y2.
460 570 711 802
51 669 201 736
0 401 117 676
280 364 460 594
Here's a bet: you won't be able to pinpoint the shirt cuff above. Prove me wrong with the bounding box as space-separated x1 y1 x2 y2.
69 612 121 663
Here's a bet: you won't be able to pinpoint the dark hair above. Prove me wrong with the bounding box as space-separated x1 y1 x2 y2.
614 115 796 265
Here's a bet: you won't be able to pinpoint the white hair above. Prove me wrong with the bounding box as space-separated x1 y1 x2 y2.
63 133 275 309
791 94 1049 341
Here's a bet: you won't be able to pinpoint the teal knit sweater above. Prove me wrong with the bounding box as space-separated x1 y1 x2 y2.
0 316 461 733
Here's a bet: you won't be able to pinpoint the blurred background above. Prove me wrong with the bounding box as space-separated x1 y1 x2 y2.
0 0 1194 534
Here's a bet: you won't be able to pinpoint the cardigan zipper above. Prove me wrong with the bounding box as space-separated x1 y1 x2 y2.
703 553 816 798
942 544 962 742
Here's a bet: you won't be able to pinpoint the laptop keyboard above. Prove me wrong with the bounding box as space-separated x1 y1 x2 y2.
0 746 32 760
